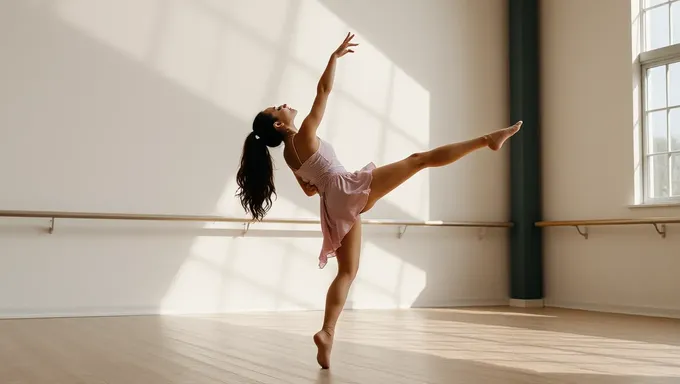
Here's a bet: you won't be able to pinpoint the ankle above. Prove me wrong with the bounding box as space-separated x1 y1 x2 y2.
320 327 335 337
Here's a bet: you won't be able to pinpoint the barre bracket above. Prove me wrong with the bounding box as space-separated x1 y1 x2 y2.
477 227 487 240
48 217 55 234
242 222 251 237
398 225 408 239
653 223 666 239
574 225 588 240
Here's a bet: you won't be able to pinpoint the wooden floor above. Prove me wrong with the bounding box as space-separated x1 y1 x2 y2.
1 307 680 383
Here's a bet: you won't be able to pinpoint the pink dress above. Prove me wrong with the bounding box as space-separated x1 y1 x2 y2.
291 136 375 269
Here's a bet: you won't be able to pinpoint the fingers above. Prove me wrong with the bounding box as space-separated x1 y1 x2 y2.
337 49 354 57
342 33 356 46
335 32 358 57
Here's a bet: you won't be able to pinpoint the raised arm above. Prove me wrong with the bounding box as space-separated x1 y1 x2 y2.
298 33 358 141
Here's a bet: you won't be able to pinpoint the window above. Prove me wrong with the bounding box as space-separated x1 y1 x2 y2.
640 0 680 202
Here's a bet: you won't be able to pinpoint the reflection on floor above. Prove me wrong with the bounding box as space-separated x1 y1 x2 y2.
1 307 679 383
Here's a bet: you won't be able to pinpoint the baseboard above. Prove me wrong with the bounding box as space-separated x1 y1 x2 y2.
411 298 510 309
509 298 545 308
0 299 511 319
0 306 164 319
0 306 323 319
545 299 680 319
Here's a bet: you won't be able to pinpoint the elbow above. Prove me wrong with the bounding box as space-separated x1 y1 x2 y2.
317 84 331 95
301 186 316 197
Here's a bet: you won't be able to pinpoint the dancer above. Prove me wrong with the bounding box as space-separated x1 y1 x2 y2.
236 32 521 369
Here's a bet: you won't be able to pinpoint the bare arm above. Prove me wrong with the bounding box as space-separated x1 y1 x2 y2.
298 33 358 141
294 174 318 197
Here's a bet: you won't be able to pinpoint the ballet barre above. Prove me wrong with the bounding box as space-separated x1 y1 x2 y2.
0 210 513 239
535 217 680 239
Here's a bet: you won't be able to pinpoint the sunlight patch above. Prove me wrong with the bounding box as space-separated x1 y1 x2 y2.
388 65 431 148
381 128 430 219
351 242 426 308
325 96 383 171
161 236 330 312
337 39 393 115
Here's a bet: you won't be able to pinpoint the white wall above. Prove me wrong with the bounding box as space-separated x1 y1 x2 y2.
0 0 510 317
541 0 680 318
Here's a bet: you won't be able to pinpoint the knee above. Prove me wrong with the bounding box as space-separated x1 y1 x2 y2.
408 152 428 170
338 266 359 282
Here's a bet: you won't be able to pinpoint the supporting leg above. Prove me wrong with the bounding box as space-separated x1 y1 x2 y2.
314 220 362 369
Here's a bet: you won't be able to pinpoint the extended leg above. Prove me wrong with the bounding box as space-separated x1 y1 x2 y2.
362 121 521 212
314 220 362 369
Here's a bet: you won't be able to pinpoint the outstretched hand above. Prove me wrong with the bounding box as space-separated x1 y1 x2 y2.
333 32 358 57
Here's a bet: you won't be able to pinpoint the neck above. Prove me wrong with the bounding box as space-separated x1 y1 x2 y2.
282 126 298 138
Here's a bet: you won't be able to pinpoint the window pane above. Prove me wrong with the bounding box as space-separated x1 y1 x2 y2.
645 0 668 8
673 154 680 196
670 62 680 107
648 110 669 153
673 1 680 45
645 5 670 50
671 108 680 151
647 65 667 110
648 154 670 198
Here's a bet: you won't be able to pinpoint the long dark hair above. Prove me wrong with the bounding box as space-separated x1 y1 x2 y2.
236 112 285 221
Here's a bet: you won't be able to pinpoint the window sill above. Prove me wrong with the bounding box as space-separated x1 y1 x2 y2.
628 202 680 209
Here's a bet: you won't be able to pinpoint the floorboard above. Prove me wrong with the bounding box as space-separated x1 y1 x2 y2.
1 307 679 383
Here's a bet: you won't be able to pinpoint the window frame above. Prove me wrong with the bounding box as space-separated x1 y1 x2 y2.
639 0 680 204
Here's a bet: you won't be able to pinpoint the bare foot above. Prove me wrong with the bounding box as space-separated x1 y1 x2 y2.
313 330 333 369
485 121 522 151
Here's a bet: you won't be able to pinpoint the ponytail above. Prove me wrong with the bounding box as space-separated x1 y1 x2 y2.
236 112 284 221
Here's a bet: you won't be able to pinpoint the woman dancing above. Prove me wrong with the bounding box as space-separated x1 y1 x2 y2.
236 32 521 369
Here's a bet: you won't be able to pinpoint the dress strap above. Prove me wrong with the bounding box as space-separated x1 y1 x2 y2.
290 134 303 167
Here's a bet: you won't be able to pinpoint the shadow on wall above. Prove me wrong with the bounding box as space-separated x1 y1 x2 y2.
0 0 316 216
0 0 509 315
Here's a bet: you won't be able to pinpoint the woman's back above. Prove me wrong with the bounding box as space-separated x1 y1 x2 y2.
283 135 318 171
